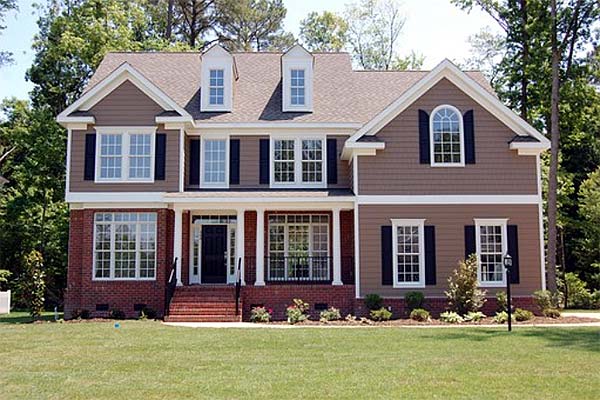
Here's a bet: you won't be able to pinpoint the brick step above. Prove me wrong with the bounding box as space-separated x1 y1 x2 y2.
172 296 237 302
165 315 242 323
170 302 237 308
176 286 235 292
169 306 239 313
169 311 239 317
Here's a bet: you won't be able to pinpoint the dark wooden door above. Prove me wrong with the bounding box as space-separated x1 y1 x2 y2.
201 225 227 283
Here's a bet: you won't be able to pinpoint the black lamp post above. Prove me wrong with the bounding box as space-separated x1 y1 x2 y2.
503 254 513 332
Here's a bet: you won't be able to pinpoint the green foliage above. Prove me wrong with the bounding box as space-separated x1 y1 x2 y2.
369 307 392 321
463 311 486 322
514 308 534 322
533 290 562 311
445 254 487 315
319 307 342 322
492 311 514 324
409 308 430 322
139 307 157 320
286 299 309 324
564 272 594 309
17 250 46 320
364 293 383 311
391 51 425 70
71 309 90 320
0 269 11 290
250 306 272 323
496 291 508 313
404 291 424 312
300 11 347 52
577 167 600 287
542 308 561 319
440 311 464 324
109 309 125 320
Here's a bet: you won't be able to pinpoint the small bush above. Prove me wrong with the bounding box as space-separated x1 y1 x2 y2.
533 290 562 311
405 291 425 312
319 307 341 322
18 250 46 320
542 308 561 319
496 291 508 313
440 311 464 324
370 307 392 321
364 293 383 311
109 308 126 320
0 269 11 291
139 307 157 320
409 308 430 322
565 272 594 309
345 314 357 322
492 311 515 324
445 254 487 315
591 291 600 309
250 306 272 323
71 309 90 320
514 308 534 322
463 311 486 322
286 299 309 324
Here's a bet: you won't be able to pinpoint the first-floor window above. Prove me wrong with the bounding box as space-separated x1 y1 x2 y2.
392 219 425 287
475 219 507 286
268 214 329 281
93 212 157 280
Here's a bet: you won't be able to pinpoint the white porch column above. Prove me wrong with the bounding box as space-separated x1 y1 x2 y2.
332 207 343 285
255 208 266 286
236 209 246 285
173 208 183 286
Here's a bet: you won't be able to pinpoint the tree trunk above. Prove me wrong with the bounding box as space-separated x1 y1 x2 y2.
546 0 560 292
166 0 175 40
520 0 529 120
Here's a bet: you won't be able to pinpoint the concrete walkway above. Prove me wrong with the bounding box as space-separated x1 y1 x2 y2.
562 311 600 319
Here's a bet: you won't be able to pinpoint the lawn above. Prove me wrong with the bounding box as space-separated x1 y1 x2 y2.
0 313 599 399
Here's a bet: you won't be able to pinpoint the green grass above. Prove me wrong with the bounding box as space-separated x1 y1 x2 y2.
0 313 599 399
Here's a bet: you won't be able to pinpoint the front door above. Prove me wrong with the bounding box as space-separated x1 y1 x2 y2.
201 225 227 283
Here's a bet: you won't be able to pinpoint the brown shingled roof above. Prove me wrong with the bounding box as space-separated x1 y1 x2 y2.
86 51 494 124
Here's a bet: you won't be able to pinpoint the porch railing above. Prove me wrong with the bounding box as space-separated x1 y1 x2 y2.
266 256 332 283
235 257 242 316
164 257 178 316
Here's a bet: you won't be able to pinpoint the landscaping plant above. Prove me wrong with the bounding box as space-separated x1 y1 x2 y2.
286 299 310 324
440 311 464 324
250 306 272 323
109 308 125 320
514 308 534 322
405 291 425 312
564 272 595 309
493 311 515 324
463 311 486 322
71 309 90 320
0 269 11 291
364 293 383 311
319 307 341 322
542 308 561 319
533 290 562 311
370 307 392 321
17 250 46 320
445 254 487 315
496 291 508 313
409 308 430 322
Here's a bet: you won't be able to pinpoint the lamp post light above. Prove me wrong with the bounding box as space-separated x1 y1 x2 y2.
503 254 513 332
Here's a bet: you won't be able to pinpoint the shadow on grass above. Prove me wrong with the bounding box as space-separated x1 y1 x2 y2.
0 311 63 324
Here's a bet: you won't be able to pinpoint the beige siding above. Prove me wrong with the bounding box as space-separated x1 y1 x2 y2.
358 78 538 195
358 204 542 297
70 127 180 192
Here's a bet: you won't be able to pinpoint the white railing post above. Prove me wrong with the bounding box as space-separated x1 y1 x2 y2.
173 208 183 286
255 208 266 286
236 209 246 285
332 207 343 285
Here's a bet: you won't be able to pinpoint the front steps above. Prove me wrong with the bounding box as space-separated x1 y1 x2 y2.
165 285 242 322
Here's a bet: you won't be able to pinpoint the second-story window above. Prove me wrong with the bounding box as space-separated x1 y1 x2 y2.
128 134 152 179
274 139 295 183
430 105 464 166
209 69 225 105
290 69 305 106
96 128 155 182
301 139 323 182
99 134 122 179
272 137 325 187
201 138 228 187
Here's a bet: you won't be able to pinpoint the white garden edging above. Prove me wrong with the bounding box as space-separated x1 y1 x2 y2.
0 290 10 314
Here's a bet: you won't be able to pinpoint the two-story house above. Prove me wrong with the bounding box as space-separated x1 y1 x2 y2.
56 44 549 321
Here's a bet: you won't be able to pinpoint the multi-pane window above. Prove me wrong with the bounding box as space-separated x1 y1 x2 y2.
392 220 425 287
99 134 122 179
97 130 154 182
202 139 227 185
128 134 152 179
476 220 507 285
268 214 330 281
431 106 463 165
272 138 324 186
290 69 305 105
93 213 157 280
209 69 224 105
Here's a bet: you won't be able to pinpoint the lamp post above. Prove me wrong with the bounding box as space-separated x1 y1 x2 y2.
503 254 513 332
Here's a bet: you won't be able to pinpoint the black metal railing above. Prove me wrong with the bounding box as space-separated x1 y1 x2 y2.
164 257 178 316
265 256 332 283
235 257 242 316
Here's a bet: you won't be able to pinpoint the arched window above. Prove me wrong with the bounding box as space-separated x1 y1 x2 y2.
430 105 464 166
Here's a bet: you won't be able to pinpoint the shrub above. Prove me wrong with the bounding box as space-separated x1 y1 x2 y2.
109 308 126 320
250 306 272 323
370 307 392 321
286 299 309 324
440 311 464 324
592 291 600 309
319 307 341 322
405 291 425 311
496 291 508 313
17 250 46 320
463 311 486 322
542 308 561 319
493 311 514 324
445 254 487 315
0 269 11 291
71 309 90 320
514 308 534 322
139 307 157 320
564 272 594 309
345 314 357 322
409 308 430 322
364 293 383 311
533 290 562 311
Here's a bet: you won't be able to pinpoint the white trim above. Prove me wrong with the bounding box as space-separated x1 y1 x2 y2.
191 122 361 130
429 104 465 167
199 135 230 189
71 202 167 209
269 135 327 189
354 198 360 298
391 219 426 288
173 209 183 286
94 127 156 183
255 208 265 286
357 195 539 205
236 209 246 285
332 207 343 285
282 45 314 112
178 128 185 192
65 128 72 200
66 192 165 203
510 141 549 156
537 154 546 290
474 218 508 288
347 59 550 149
200 44 234 112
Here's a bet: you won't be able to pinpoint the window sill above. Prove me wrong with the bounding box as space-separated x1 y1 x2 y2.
479 282 506 288
94 179 155 184
92 278 157 282
393 283 426 289
429 163 465 168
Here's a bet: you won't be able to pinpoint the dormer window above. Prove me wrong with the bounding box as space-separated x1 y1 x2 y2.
282 45 313 112
209 69 225 106
201 44 234 112
290 69 305 106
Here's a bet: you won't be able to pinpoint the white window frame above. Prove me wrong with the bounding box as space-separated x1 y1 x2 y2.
269 135 327 189
199 135 229 189
94 127 156 183
391 219 426 288
429 104 465 167
208 68 225 106
474 218 508 287
282 62 313 112
290 68 306 106
92 212 157 281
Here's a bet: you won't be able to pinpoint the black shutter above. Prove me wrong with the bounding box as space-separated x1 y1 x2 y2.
189 139 200 186
259 139 269 184
424 226 436 285
154 133 166 180
381 226 393 285
463 110 476 164
229 139 240 185
327 138 338 184
84 133 96 181
464 225 476 260
419 109 430 164
507 225 520 284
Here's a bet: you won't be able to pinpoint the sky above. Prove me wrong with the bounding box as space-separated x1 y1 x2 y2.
0 0 499 101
